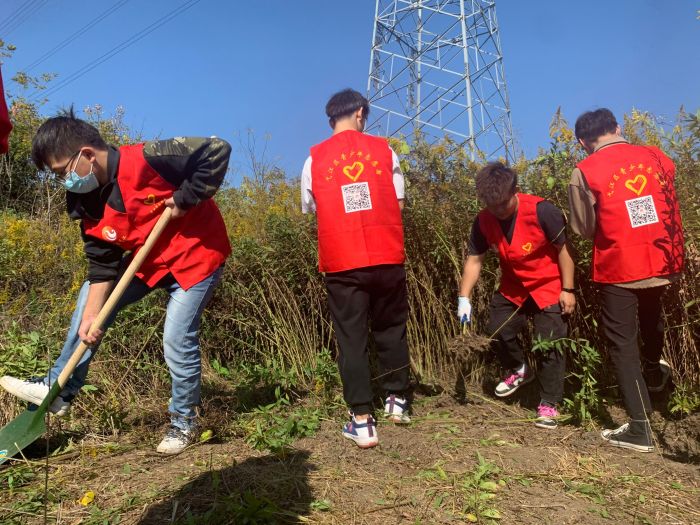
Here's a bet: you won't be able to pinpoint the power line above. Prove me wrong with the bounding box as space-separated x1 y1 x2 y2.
23 0 133 72
31 0 202 101
0 0 37 34
0 0 49 37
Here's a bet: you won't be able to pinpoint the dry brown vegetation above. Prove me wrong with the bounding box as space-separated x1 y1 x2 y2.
0 87 698 522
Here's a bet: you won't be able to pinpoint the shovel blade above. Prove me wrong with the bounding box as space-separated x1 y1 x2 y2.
0 382 60 465
0 407 47 465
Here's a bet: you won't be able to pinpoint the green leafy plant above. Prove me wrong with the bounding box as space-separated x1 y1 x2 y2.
418 454 505 523
668 382 700 417
0 325 53 379
182 490 279 525
460 452 505 523
532 336 603 426
242 388 321 453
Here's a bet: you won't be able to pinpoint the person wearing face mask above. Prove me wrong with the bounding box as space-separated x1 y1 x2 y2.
458 162 576 430
0 108 231 455
301 89 410 448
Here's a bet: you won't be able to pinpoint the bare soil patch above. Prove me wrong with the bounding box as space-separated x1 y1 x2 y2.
2 388 698 525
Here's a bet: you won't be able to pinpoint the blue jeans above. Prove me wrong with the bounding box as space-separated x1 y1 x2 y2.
44 266 223 431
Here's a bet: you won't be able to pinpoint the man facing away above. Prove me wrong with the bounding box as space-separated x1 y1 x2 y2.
301 88 410 448
569 108 684 452
458 162 576 429
1 109 231 454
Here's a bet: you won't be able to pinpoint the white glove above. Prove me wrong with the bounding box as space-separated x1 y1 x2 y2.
457 296 472 324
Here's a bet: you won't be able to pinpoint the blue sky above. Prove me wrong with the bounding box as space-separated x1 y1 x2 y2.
1 0 698 184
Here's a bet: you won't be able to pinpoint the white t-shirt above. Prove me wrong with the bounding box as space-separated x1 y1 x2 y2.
301 147 405 214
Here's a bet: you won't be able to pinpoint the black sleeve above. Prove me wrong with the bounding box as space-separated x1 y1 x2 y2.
81 223 125 283
468 216 489 255
536 201 567 246
142 137 232 210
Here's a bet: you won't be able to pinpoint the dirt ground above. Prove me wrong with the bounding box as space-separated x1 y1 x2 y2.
2 387 698 525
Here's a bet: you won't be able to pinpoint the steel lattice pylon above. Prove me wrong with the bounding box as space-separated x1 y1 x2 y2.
367 0 514 161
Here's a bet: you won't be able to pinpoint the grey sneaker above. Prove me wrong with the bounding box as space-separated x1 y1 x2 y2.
601 421 654 453
0 376 71 416
156 425 194 455
384 394 411 424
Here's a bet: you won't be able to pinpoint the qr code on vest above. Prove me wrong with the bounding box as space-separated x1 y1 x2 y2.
341 182 372 213
625 195 659 228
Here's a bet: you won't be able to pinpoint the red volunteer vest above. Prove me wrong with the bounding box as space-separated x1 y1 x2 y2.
0 66 11 154
577 143 684 283
479 193 561 309
310 130 404 273
83 144 231 290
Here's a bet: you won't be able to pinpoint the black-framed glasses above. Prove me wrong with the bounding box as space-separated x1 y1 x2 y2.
52 150 81 180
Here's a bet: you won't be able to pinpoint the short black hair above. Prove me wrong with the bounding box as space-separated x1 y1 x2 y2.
325 89 369 127
574 108 618 143
31 106 107 171
475 162 517 205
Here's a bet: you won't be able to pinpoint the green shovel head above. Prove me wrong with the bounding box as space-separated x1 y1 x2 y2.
0 381 60 466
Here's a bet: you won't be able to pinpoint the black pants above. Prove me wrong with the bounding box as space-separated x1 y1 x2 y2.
487 293 567 405
325 264 410 415
599 284 667 420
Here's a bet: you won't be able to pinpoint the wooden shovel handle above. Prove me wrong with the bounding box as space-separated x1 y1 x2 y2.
57 208 173 387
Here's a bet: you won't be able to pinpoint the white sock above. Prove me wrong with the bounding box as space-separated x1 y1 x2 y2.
516 363 526 374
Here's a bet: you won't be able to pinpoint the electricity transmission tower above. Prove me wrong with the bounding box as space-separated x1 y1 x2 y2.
367 0 514 161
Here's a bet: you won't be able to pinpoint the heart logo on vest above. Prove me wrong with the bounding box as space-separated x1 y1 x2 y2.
102 226 117 242
144 194 156 205
624 175 647 196
521 242 533 254
342 161 364 182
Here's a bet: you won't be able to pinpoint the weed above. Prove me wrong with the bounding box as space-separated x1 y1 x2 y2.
242 389 320 453
460 452 505 523
304 348 340 399
210 358 231 378
181 490 279 525
0 464 36 493
668 382 700 417
565 480 606 504
310 499 332 511
0 324 54 378
417 453 505 523
532 336 603 426
0 483 68 525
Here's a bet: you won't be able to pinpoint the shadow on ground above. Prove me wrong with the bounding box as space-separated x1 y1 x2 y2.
137 449 315 524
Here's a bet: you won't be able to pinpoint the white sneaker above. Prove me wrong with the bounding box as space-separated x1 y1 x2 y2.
384 394 411 424
156 426 194 455
0 376 71 416
342 415 379 448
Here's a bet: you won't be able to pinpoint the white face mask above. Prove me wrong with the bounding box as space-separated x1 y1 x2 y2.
62 152 99 194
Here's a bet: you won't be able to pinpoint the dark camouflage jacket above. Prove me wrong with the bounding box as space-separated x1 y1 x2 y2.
67 137 231 283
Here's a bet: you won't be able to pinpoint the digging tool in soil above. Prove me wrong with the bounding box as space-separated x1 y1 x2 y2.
0 208 172 465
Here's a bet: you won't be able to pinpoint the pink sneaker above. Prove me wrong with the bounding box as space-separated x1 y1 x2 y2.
535 404 560 429
494 366 534 397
